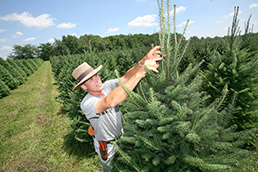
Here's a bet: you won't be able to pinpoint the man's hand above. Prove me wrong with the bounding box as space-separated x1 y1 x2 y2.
144 57 163 73
144 46 164 61
137 46 164 75
138 46 164 69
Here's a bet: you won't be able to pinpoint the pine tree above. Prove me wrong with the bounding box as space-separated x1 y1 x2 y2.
0 65 19 89
7 59 28 81
201 7 258 130
0 80 10 98
14 60 30 77
111 1 258 171
0 58 25 85
22 59 34 74
27 59 38 71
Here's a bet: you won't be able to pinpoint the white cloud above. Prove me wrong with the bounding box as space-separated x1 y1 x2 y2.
57 22 76 29
0 29 6 33
249 3 258 9
0 45 12 51
216 20 223 24
0 38 7 43
220 10 242 20
68 33 76 36
170 6 186 15
105 27 119 34
128 14 158 27
176 20 194 28
48 38 55 43
0 12 55 29
23 37 37 42
12 31 23 38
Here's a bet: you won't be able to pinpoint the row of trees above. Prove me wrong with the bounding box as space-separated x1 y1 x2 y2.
7 33 160 61
6 31 258 72
49 3 258 171
0 58 43 99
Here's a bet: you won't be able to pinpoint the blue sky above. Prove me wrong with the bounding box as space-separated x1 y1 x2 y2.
0 0 258 59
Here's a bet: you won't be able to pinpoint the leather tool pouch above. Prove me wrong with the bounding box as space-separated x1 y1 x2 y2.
88 125 95 136
99 141 108 161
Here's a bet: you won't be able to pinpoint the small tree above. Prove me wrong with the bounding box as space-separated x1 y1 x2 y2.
0 80 10 98
0 58 25 85
14 60 30 77
22 59 35 74
201 7 258 130
0 65 19 89
7 59 27 81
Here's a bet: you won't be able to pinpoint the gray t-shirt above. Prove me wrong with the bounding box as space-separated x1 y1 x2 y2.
80 79 122 141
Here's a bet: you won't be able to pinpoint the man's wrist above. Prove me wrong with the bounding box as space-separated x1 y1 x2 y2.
138 60 143 68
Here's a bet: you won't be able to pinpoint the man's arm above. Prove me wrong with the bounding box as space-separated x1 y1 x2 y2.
96 67 145 113
96 46 163 114
96 57 162 113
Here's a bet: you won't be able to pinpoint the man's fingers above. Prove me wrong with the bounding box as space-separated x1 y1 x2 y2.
144 59 161 73
154 57 163 62
155 50 162 55
149 46 162 55
148 46 166 60
144 58 162 66
147 66 159 73
152 45 162 52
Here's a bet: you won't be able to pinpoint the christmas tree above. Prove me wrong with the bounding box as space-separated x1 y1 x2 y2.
201 7 258 130
111 1 258 171
0 80 10 98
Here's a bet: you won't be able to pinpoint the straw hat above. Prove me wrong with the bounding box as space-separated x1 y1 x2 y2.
72 62 102 91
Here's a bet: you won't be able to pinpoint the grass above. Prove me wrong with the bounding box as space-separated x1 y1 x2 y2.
0 61 101 172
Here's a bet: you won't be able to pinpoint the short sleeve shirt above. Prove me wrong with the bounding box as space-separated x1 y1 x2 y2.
80 79 122 141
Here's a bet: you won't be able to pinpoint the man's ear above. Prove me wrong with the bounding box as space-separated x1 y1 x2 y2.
80 84 87 90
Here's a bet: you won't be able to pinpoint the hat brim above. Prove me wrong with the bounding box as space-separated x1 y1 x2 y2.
72 65 103 91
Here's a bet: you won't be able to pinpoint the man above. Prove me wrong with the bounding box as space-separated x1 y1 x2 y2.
72 46 163 171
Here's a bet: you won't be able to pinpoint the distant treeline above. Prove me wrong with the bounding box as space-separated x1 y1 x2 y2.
5 32 258 62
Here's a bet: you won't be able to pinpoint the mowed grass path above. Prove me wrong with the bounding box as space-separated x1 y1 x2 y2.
0 61 100 172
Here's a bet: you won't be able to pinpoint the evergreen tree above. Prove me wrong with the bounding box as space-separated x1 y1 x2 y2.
0 80 10 98
111 1 258 171
22 59 34 74
14 60 30 77
7 59 27 81
27 59 38 71
0 58 25 85
201 7 258 130
0 64 19 89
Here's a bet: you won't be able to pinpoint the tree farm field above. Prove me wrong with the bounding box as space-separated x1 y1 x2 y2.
0 61 100 172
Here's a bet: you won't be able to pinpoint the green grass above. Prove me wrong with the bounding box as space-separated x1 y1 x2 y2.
0 61 101 172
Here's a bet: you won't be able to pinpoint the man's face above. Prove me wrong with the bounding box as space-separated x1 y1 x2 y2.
84 74 103 92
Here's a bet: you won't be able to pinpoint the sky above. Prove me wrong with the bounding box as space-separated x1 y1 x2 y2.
0 0 258 59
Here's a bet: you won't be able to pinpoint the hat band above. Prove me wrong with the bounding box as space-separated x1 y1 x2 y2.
77 68 94 82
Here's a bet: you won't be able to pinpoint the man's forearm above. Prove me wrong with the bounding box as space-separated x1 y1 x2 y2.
120 61 142 83
96 71 144 113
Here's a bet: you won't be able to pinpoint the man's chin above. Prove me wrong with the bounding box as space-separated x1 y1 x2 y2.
98 85 104 90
